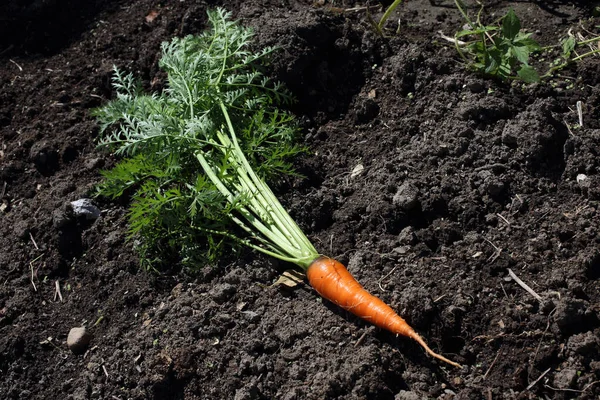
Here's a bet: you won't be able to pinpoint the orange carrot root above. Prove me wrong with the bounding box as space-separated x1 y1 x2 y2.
307 256 462 368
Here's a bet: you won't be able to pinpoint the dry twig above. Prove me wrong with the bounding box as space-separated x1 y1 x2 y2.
29 254 44 292
54 280 63 302
483 347 502 380
507 268 542 301
497 213 511 226
29 232 39 250
544 380 600 394
526 368 551 391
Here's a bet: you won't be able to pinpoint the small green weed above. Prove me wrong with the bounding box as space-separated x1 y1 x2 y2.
377 0 405 35
454 1 540 82
453 0 600 83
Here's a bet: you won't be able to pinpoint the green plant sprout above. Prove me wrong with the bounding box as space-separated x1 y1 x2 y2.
94 9 309 270
454 0 540 82
377 0 405 35
453 0 600 83
543 32 600 79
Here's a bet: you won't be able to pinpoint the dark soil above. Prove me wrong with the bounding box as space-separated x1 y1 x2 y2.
2 1 600 399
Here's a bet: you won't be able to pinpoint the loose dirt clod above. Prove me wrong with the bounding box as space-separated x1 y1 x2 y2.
67 327 92 354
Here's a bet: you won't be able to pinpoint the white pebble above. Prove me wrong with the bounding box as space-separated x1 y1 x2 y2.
70 199 101 220
67 327 92 354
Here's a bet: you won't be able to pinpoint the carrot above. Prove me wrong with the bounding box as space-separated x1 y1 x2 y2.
307 256 462 368
97 11 462 368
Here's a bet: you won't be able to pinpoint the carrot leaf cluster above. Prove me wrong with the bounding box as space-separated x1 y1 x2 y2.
93 9 304 270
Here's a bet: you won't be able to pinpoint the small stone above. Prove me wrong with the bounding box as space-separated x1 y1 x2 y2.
553 368 577 389
351 164 365 178
576 174 590 188
171 283 184 297
67 327 92 354
393 182 420 211
70 199 101 220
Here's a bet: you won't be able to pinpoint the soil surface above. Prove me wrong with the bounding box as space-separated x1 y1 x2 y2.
2 1 600 399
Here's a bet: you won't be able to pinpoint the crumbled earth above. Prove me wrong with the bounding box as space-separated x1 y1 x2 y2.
2 1 600 399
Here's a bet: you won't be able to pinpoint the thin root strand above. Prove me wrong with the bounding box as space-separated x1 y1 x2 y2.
411 333 462 368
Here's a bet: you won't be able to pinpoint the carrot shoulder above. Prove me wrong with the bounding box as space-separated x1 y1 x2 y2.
306 256 462 368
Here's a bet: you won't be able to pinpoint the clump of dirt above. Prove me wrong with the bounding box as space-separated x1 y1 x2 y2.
1 1 600 399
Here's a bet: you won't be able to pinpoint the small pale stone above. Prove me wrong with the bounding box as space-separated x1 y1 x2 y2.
67 327 92 354
576 174 590 188
350 164 364 178
70 199 101 220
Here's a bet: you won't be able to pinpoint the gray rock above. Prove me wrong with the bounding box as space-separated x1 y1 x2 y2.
70 199 101 220
553 368 577 389
576 174 589 188
67 327 92 354
393 182 420 211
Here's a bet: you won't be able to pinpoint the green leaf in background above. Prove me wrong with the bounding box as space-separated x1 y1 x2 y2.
511 45 531 65
485 48 502 75
502 9 521 40
517 65 540 83
515 34 541 51
561 36 576 59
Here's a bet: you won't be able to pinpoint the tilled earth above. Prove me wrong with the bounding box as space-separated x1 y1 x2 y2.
1 1 600 399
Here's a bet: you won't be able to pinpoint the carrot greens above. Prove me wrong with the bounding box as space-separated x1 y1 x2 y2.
94 8 314 269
